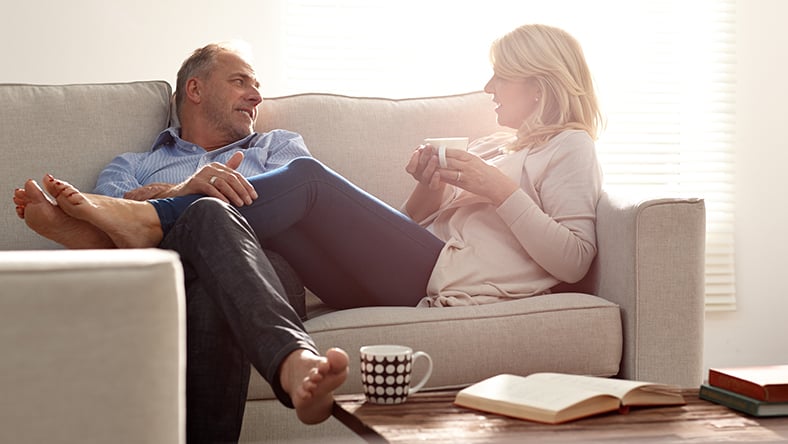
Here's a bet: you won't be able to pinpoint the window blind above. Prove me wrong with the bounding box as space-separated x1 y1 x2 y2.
280 0 737 310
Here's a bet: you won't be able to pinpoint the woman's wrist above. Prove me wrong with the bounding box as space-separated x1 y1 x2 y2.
491 183 519 207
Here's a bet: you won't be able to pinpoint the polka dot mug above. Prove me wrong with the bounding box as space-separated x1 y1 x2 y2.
359 345 433 405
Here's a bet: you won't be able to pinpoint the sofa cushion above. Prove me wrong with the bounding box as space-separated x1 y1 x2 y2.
257 92 507 208
0 81 172 250
246 292 622 400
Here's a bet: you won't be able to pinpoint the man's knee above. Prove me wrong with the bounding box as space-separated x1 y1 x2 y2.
181 197 243 227
183 196 234 216
161 197 256 250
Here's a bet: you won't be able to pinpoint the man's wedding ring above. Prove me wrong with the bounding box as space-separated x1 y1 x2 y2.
209 175 218 185
456 171 461 182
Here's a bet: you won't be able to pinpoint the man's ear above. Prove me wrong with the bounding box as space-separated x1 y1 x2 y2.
185 78 202 104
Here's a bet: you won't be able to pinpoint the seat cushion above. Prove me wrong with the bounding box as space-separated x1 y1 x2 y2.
246 292 622 400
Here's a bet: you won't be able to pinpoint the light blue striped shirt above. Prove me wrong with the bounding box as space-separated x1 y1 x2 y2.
93 127 311 198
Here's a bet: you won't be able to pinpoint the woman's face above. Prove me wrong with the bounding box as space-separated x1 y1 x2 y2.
484 74 541 129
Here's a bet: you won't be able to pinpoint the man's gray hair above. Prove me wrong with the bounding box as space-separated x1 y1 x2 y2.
173 41 253 121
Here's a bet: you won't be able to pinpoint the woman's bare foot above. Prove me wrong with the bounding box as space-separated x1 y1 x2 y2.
280 347 349 424
13 179 115 249
41 174 164 248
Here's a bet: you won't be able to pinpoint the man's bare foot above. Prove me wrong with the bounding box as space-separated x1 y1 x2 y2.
13 179 115 249
280 347 349 424
41 174 164 248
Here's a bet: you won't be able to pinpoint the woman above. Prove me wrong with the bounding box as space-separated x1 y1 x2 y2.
18 23 603 309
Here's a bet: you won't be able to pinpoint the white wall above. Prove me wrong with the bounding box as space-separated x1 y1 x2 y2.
702 0 788 370
0 0 288 95
2 0 786 377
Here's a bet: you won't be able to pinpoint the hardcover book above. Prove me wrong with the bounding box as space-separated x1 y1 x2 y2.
454 373 685 424
700 383 788 417
708 365 788 403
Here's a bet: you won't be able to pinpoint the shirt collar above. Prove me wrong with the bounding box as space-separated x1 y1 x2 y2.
150 127 181 151
150 127 258 152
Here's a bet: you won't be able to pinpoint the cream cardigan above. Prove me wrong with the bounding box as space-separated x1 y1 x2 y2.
417 130 602 307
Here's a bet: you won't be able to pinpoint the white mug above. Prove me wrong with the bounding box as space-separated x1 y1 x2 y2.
424 137 469 168
359 345 433 404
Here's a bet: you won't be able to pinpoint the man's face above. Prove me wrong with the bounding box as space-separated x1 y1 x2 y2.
201 51 262 143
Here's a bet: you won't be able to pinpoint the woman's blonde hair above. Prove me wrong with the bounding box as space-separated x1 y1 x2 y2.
490 24 603 151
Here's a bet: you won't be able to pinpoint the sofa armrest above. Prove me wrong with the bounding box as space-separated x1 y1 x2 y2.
595 192 706 387
0 249 185 444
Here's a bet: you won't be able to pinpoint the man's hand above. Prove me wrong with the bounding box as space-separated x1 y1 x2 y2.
123 151 258 206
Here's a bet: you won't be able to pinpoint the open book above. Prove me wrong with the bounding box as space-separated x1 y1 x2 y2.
454 373 685 424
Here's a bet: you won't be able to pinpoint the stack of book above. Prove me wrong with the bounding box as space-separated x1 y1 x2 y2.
700 364 788 417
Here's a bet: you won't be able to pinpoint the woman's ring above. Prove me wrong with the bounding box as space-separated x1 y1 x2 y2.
456 171 461 182
209 175 218 185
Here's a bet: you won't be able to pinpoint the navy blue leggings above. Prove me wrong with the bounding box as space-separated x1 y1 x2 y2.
151 157 444 308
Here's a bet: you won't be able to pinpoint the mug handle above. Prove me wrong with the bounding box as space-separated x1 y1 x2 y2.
438 145 448 168
407 351 433 395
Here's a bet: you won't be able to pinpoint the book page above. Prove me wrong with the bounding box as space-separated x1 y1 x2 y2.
713 365 788 386
459 374 618 412
526 373 683 406
528 373 648 397
458 373 683 412
456 373 686 423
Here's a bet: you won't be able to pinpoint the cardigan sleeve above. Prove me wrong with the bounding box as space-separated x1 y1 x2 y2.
495 131 601 283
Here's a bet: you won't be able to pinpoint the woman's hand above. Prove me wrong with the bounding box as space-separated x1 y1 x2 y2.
405 144 445 191
403 144 448 220
441 149 519 206
403 143 519 219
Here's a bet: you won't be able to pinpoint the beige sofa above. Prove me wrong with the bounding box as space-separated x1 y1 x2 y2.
0 81 706 443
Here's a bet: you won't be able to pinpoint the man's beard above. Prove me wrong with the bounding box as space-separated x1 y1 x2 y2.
204 97 254 143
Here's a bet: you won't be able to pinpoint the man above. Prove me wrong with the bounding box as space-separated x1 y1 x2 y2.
13 42 348 444
94 41 302 204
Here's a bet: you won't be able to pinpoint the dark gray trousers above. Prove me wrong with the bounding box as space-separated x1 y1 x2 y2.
160 198 316 444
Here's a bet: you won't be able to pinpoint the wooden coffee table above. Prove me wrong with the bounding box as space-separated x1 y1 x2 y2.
332 389 788 443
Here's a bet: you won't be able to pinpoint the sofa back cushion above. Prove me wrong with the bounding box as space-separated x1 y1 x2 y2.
2 86 502 250
257 92 506 208
0 82 172 250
